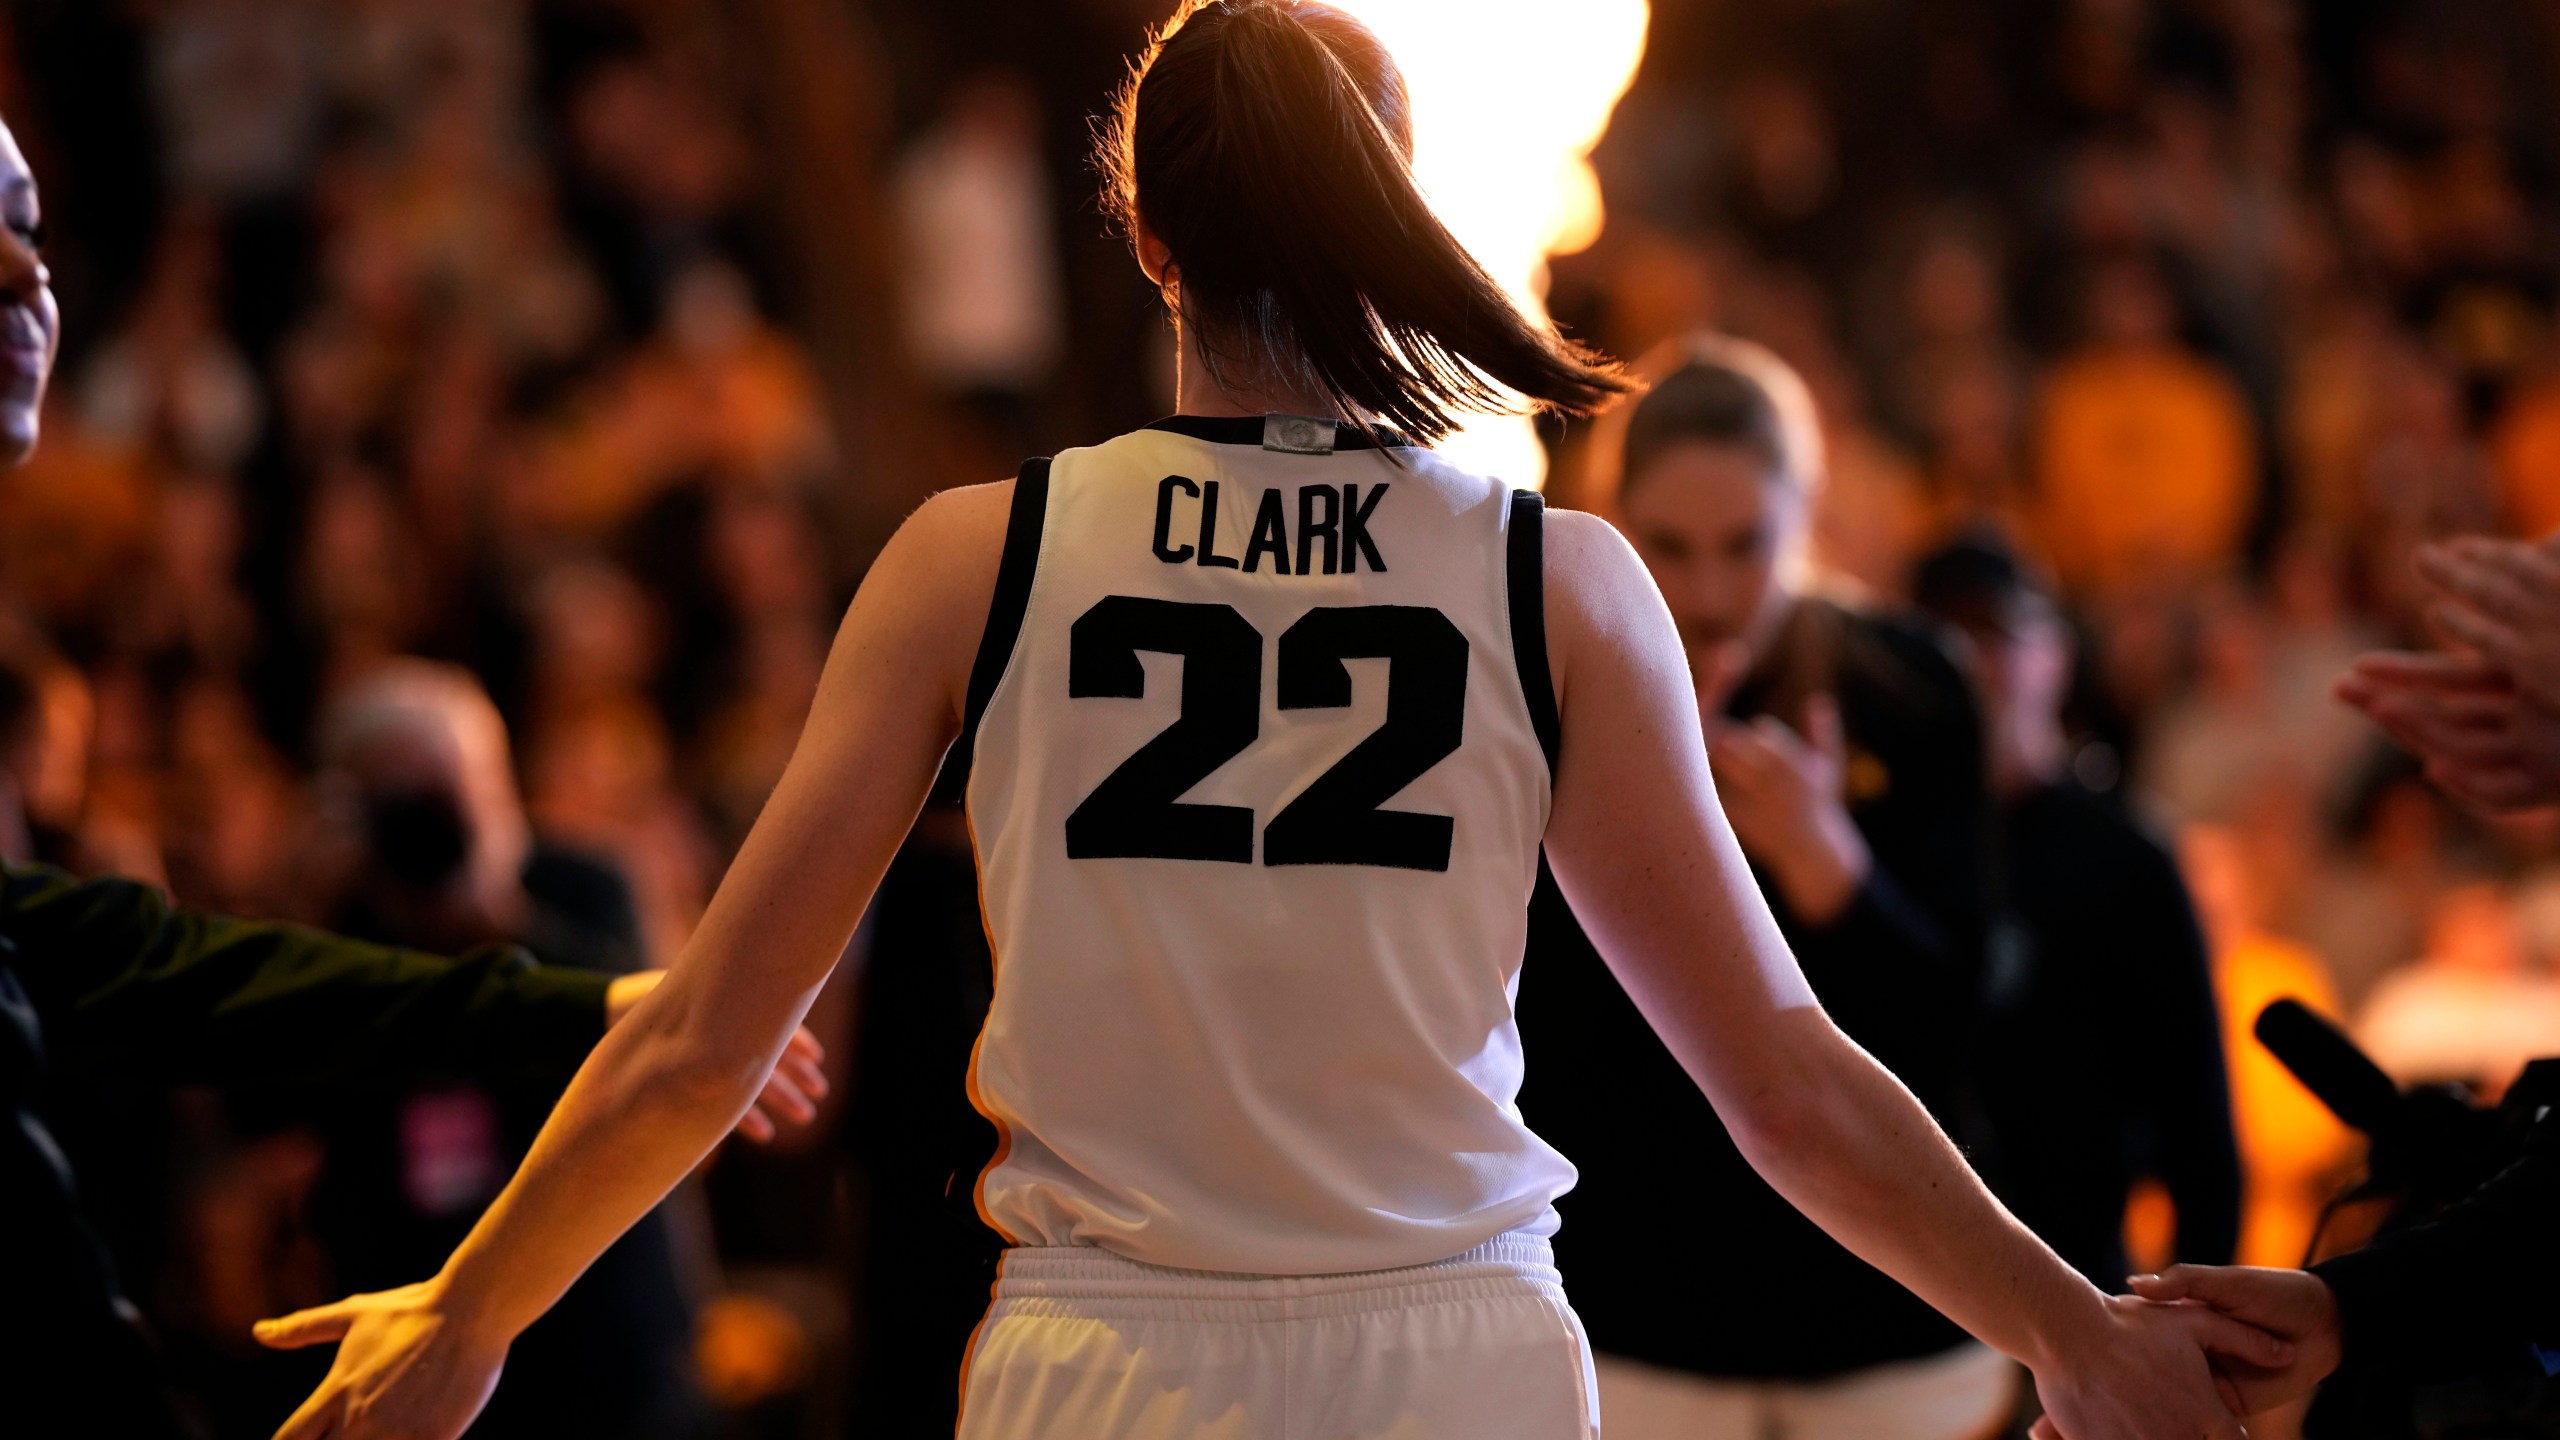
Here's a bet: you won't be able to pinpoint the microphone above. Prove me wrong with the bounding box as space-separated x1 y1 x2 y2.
2253 998 2513 1211
2255 998 2403 1138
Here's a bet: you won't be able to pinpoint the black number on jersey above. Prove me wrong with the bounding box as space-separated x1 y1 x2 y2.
1064 597 1465 871
1265 607 1466 871
1065 596 1262 861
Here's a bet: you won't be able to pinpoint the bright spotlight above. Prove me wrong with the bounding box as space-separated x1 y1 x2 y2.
1332 0 1648 486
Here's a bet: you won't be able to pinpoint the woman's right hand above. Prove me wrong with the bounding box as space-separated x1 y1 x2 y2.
2026 1293 2289 1440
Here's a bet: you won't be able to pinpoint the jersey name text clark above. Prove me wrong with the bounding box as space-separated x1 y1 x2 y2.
1151 475 1390 574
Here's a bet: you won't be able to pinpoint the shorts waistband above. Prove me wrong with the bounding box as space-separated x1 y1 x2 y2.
990 1233 1565 1323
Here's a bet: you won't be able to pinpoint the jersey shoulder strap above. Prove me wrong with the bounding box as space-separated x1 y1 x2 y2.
1505 488 1559 775
930 457 1051 804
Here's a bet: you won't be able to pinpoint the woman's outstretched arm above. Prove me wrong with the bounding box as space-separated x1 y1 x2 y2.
250 482 1015 1440
1536 509 2278 1440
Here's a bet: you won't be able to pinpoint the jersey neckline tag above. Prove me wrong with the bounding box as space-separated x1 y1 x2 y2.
1262 414 1338 455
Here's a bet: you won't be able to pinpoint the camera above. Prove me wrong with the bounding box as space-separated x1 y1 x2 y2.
2257 999 2560 1439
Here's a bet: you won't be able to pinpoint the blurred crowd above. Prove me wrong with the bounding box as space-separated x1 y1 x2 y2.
3 0 2558 1436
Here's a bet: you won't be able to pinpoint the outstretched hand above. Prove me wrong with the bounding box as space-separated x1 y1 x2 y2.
254 1280 507 1440
252 991 830 1439
2128 1265 2345 1416
603 972 830 1142
2027 1292 2290 1440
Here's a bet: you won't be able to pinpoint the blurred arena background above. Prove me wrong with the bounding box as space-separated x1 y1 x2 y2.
4 0 2558 1435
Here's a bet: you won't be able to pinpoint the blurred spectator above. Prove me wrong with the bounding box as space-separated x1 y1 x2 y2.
291 659 710 1440
0 638 119 870
558 49 753 338
2353 341 2500 635
517 555 714 964
894 70 1064 454
2294 764 2463 1013
689 486 831 847
117 471 257 672
75 208 262 473
2139 575 2369 826
2357 881 2560 1096
1911 534 2242 1293
0 407 157 636
161 676 301 915
311 660 640 974
2030 252 2256 598
298 460 427 693
146 0 325 209
1888 219 2030 536
530 259 826 537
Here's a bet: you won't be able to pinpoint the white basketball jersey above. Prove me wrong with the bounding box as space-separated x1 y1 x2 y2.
956 414 1577 1276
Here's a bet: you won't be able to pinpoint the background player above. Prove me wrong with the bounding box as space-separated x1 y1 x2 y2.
1526 338 2015 1439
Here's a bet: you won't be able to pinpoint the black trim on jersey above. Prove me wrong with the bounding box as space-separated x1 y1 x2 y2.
1143 414 1415 451
930 458 1051 805
1507 489 1561 775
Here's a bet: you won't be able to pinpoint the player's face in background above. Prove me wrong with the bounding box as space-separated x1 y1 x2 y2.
1617 439 1806 686
0 120 56 470
1960 604 2071 770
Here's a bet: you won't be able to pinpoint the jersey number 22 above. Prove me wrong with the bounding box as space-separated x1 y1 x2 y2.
1064 595 1465 872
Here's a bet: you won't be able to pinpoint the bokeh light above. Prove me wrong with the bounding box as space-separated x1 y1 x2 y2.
1332 0 1648 485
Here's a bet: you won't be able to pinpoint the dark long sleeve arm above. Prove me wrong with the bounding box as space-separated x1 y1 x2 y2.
1789 873 1987 1128
2312 1112 2560 1383
1795 865 1965 978
5 860 608 1094
1776 626 1995 1103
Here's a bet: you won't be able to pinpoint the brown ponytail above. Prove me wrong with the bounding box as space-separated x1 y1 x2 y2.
1100 0 1629 445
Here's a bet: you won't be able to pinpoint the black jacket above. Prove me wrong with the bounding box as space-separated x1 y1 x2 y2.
2312 1110 2560 1385
0 861 608 1435
1522 600 1998 1379
1984 782 2242 1287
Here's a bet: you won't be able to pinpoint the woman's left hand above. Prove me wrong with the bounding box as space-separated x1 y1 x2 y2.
254 1280 510 1440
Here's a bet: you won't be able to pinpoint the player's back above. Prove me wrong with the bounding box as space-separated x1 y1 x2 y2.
959 413 1573 1275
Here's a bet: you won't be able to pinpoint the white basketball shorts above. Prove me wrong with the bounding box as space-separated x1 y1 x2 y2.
954 1231 1601 1440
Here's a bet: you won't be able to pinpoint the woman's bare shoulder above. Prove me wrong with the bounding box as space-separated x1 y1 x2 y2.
876 479 1016 600
829 479 1024 711
1541 505 1662 657
905 478 1017 548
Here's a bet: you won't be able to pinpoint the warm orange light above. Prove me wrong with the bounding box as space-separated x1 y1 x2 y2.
1334 0 1649 485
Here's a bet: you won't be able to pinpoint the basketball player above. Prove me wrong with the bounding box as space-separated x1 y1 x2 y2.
255 5 2282 1437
